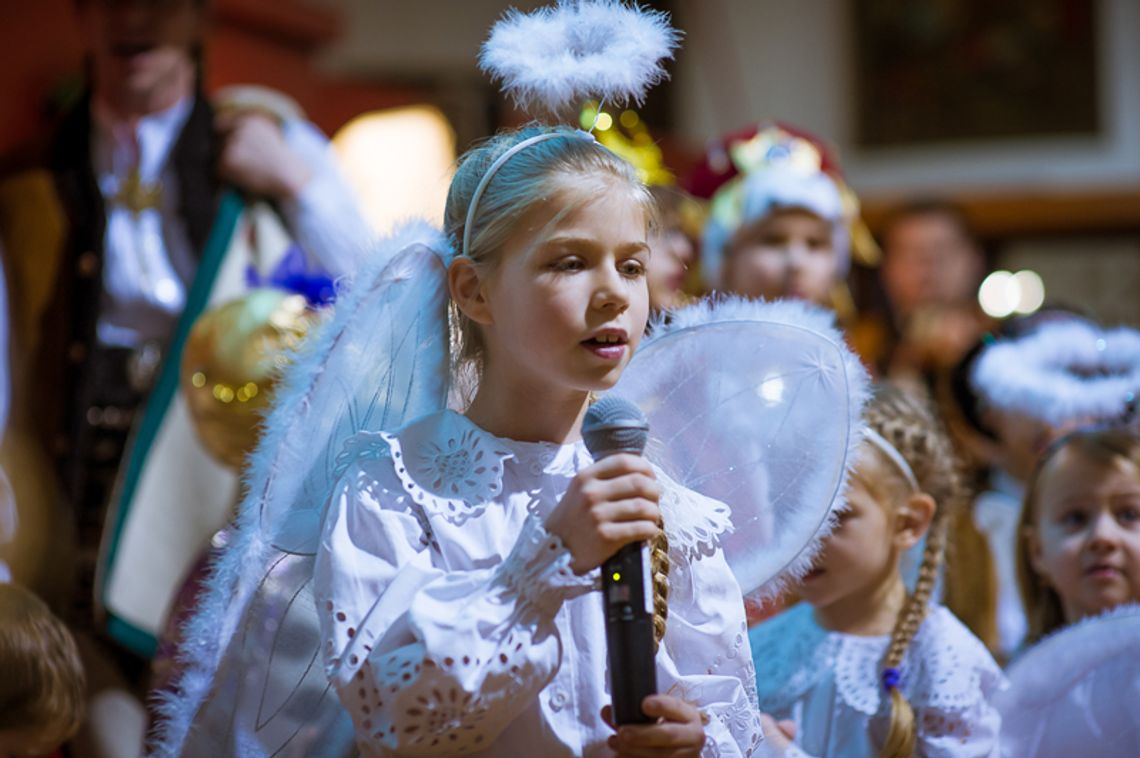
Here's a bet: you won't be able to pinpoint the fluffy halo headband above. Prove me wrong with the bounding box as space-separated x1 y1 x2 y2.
479 0 681 116
971 319 1140 427
462 1 681 258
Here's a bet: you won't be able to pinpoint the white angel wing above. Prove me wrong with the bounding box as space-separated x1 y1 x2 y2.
996 604 1140 757
151 221 453 757
609 297 869 599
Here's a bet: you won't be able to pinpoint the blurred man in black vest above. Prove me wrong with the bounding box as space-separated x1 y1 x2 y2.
1 2 369 749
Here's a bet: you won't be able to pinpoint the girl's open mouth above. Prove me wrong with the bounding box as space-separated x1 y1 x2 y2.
581 331 628 361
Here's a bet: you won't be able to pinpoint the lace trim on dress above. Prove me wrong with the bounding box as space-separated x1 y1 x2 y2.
753 604 1005 719
657 468 734 563
493 515 598 616
382 412 515 525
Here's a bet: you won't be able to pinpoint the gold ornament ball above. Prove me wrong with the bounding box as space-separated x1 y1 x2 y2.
181 289 317 470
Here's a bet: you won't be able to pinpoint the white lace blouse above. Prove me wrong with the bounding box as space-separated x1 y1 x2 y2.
749 603 1006 758
313 410 763 756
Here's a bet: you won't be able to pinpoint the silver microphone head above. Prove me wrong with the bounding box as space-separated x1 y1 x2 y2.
582 396 649 459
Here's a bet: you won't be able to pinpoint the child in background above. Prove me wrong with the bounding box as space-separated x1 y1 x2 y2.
688 122 877 319
749 386 1005 757
994 427 1140 756
935 310 1098 658
1017 427 1140 643
646 185 698 313
0 582 86 757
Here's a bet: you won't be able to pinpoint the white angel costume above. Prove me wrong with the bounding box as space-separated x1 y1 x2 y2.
316 410 756 755
996 604 1140 757
749 603 1006 758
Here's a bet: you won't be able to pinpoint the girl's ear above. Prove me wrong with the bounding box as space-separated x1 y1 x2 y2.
893 492 936 550
1022 525 1050 586
448 257 493 326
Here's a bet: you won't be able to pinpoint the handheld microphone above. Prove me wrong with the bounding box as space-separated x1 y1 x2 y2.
581 396 658 726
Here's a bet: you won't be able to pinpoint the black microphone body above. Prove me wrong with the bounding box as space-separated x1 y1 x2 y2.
582 397 658 726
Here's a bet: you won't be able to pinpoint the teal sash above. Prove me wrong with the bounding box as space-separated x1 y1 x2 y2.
101 191 244 657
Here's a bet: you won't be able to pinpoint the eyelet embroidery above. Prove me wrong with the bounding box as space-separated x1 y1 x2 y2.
754 604 1006 724
383 412 514 525
656 468 733 563
665 680 763 758
334 430 392 479
323 615 545 752
494 515 597 614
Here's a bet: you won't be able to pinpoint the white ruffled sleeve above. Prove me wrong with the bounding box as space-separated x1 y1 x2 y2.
279 119 375 278
313 451 596 755
656 483 765 757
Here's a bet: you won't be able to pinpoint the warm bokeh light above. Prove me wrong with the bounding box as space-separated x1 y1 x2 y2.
332 105 456 234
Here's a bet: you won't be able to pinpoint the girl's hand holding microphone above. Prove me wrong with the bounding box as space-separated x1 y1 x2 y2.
544 453 661 575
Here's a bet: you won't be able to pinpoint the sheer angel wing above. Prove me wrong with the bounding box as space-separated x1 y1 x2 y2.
996 604 1140 757
151 221 452 757
609 297 869 599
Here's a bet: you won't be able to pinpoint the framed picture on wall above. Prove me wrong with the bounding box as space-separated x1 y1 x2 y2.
854 0 1099 146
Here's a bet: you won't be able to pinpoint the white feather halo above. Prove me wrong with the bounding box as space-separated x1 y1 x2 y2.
971 320 1140 426
480 0 681 116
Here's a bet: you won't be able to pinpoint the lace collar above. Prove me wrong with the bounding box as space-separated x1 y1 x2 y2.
340 410 734 557
752 603 1003 717
377 410 589 523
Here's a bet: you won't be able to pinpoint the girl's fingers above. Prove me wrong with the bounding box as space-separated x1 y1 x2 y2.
586 453 657 481
616 722 701 748
581 473 661 505
599 519 661 545
641 694 702 724
594 498 662 525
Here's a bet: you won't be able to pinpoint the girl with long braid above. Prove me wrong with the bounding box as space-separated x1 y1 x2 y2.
749 386 1006 757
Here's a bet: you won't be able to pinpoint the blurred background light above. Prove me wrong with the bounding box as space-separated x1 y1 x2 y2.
979 269 1046 318
332 105 456 234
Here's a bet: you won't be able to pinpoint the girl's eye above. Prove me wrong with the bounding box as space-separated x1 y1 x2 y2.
1116 505 1140 525
619 259 647 278
1059 509 1088 530
807 237 832 252
551 257 586 272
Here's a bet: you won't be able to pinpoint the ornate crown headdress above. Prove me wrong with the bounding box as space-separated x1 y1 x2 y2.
688 122 880 287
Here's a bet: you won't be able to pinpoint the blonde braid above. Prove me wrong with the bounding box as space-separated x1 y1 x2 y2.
879 508 949 758
864 385 968 758
650 526 670 649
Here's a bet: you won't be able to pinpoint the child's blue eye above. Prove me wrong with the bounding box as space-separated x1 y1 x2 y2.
1117 505 1140 525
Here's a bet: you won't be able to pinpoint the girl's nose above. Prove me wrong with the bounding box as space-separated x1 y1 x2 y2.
1085 510 1122 552
785 244 810 270
591 266 630 313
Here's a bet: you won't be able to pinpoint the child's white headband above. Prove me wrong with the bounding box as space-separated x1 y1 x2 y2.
864 428 919 493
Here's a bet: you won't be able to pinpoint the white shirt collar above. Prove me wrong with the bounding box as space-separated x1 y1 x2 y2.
92 95 195 183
